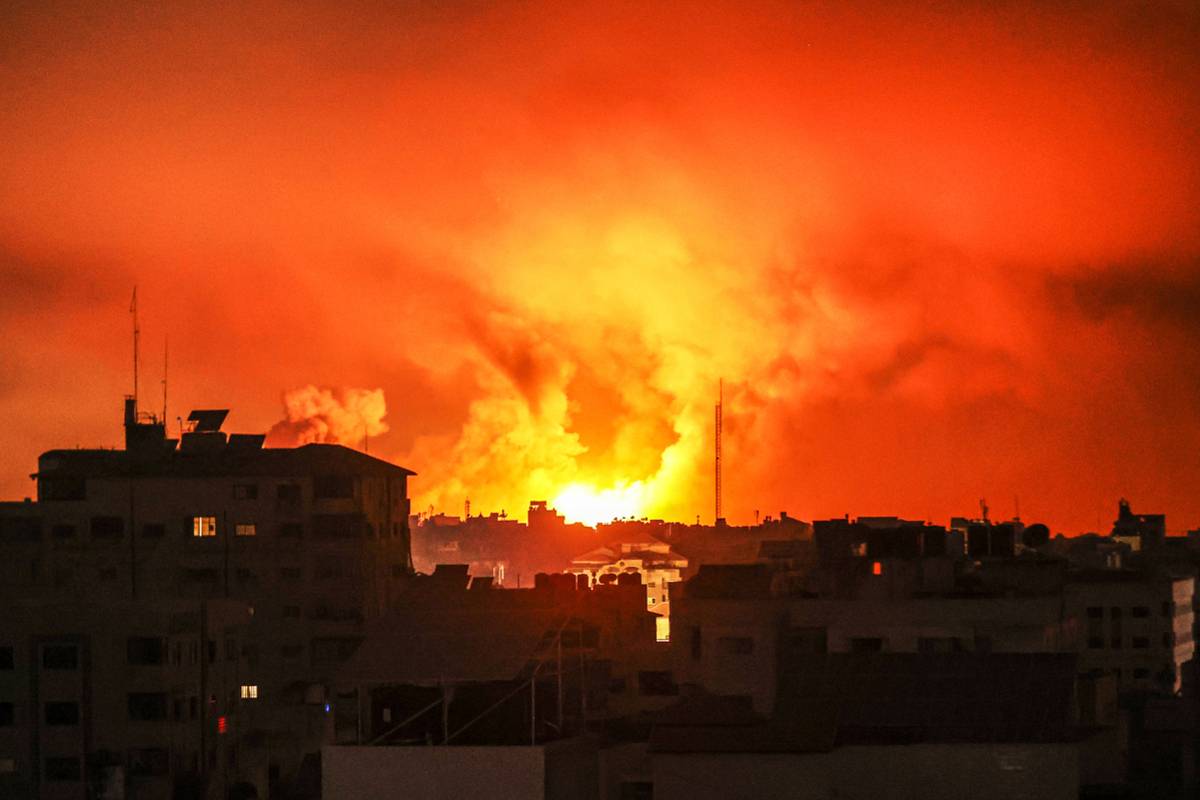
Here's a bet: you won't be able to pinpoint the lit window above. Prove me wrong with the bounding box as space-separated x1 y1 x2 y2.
192 517 217 538
655 616 671 643
872 561 883 576
240 685 258 700
235 523 256 538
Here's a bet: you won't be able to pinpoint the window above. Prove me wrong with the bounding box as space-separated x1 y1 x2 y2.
1132 606 1150 618
240 685 258 700
280 567 301 580
391 564 406 577
281 644 303 659
637 670 678 696
1163 601 1174 617
313 475 354 499
99 567 117 581
787 627 828 654
183 567 218 584
191 516 217 538
44 757 81 782
42 644 78 670
871 561 883 576
1164 632 1174 648
655 616 670 643
918 637 964 653
41 476 86 501
1 516 41 542
233 484 259 500
127 748 168 777
1087 636 1104 649
127 637 165 666
236 568 256 583
620 782 654 800
1134 668 1150 680
279 523 302 539
0 702 13 726
312 514 362 538
277 484 302 503
189 697 197 720
850 637 885 653
0 758 13 773
310 637 362 664
1110 607 1122 619
44 702 79 726
0 646 12 669
1086 607 1103 619
1132 636 1150 649
91 516 124 539
717 636 754 655
690 626 702 660
128 693 168 721
235 523 256 538
283 605 301 619
51 524 76 540
141 523 165 538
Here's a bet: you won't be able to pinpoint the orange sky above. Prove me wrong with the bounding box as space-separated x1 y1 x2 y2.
1 1 1198 533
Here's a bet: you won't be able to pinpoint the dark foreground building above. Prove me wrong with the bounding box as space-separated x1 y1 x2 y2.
0 398 414 799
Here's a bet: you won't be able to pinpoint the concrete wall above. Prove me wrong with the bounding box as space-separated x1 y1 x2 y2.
653 743 1078 800
323 745 546 800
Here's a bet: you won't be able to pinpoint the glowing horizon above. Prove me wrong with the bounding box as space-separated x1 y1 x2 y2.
552 480 651 527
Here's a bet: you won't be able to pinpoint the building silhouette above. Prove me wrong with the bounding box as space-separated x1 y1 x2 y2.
0 397 414 799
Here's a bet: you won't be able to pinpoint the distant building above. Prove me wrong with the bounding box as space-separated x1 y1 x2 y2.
1065 569 1195 693
1111 499 1166 552
568 536 688 641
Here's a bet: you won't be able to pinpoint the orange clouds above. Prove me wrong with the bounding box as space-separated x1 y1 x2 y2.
0 2 1198 531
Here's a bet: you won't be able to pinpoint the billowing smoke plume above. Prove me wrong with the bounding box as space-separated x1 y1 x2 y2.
0 2 1198 531
267 385 389 448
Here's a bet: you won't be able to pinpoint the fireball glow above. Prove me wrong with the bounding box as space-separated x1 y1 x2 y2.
552 481 650 527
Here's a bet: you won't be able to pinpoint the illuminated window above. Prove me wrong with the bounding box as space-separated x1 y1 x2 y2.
872 561 883 576
655 616 670 643
235 523 256 538
851 542 867 557
240 685 258 700
192 517 217 538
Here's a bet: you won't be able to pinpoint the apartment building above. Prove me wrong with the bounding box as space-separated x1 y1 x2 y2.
0 398 415 798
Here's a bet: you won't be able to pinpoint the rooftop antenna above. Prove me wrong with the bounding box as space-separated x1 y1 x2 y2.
161 336 168 425
129 287 140 414
714 378 723 524
465 497 471 519
980 497 989 524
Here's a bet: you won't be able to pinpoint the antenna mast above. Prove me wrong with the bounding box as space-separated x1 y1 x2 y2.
129 287 140 413
161 337 168 425
714 378 723 524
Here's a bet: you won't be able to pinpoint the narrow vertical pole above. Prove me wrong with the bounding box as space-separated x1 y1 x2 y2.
442 685 450 744
556 633 564 732
530 670 537 745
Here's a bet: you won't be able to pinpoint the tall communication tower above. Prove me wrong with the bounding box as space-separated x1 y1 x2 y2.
714 379 723 524
130 287 140 412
